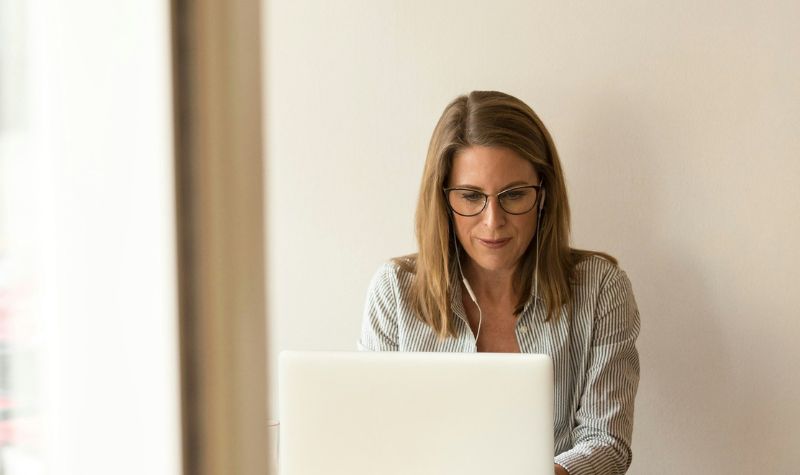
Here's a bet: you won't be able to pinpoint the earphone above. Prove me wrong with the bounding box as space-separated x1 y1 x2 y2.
452 223 482 341
539 188 546 211
451 182 545 347
533 186 545 309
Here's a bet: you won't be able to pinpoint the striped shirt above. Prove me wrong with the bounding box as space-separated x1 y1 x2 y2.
358 255 640 475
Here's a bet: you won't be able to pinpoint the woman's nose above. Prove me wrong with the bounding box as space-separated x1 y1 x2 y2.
482 196 506 228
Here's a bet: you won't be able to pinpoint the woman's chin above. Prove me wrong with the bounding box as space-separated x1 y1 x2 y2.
468 255 520 275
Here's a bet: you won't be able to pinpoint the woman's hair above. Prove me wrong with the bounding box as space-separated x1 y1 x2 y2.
396 90 615 338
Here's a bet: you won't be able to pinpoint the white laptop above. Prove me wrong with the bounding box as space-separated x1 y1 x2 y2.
278 351 554 475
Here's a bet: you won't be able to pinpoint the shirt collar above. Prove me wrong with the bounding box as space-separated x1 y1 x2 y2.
449 267 543 311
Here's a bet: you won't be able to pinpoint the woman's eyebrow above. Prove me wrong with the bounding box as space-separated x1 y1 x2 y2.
500 181 531 189
450 180 532 191
450 184 483 190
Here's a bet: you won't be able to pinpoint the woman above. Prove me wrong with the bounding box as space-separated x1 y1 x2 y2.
358 90 640 475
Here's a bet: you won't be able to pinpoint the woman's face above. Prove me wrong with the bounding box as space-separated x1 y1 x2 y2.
447 145 541 276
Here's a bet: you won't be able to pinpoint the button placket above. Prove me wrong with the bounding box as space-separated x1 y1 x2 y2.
515 307 535 353
524 297 547 354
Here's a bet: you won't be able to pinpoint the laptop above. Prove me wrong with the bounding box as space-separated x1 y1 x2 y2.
278 351 554 475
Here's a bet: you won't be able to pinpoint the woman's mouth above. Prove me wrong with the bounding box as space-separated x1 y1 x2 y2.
477 238 511 249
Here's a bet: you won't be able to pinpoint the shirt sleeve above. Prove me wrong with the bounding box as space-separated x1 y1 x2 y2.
357 263 400 351
554 269 641 475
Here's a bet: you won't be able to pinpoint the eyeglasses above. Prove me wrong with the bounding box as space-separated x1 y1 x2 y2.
443 184 542 217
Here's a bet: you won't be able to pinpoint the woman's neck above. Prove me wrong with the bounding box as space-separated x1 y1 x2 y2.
461 260 519 305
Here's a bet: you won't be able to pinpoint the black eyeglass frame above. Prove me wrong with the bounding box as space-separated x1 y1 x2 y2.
442 184 543 217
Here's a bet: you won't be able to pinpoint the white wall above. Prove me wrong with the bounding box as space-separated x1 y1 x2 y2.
264 1 800 473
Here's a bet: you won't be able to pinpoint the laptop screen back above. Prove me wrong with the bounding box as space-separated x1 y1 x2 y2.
279 351 554 475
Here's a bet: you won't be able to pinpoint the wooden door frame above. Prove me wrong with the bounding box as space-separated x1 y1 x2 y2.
171 0 269 473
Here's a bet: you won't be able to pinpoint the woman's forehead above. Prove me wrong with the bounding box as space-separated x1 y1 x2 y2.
449 145 538 187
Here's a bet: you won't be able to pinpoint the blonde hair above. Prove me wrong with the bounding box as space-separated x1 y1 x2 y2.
396 90 615 338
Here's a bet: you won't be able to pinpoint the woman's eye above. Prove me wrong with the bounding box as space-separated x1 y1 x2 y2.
460 192 483 202
503 190 529 200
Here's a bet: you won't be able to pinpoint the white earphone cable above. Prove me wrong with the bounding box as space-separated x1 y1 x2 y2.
451 183 544 349
452 224 482 344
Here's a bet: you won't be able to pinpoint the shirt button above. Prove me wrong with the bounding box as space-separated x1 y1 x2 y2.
519 325 528 333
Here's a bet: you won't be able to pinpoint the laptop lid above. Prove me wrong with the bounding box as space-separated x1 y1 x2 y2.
279 351 554 475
